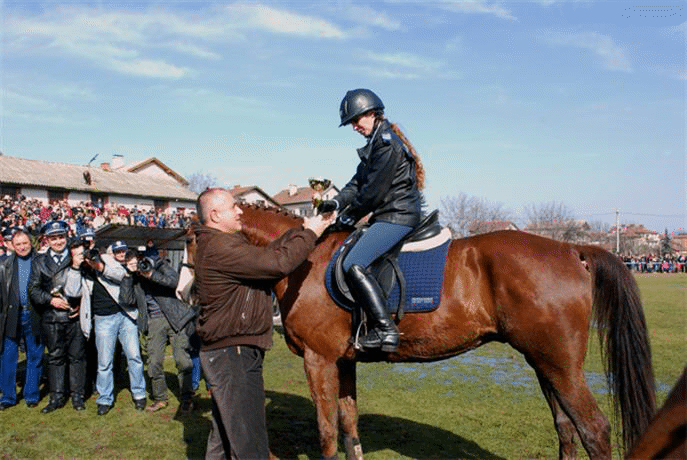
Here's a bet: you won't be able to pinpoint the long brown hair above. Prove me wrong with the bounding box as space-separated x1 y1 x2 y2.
389 122 425 191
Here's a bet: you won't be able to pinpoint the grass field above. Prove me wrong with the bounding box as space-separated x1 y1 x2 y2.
0 274 684 459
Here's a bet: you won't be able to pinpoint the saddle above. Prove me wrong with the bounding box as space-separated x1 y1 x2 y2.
326 210 452 322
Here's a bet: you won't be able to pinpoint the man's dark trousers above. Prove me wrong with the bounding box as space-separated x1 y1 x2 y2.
200 345 269 460
43 319 86 401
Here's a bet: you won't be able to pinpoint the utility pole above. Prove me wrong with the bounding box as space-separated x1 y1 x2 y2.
615 209 620 255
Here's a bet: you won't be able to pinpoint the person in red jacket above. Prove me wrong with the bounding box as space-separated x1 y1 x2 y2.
194 188 332 460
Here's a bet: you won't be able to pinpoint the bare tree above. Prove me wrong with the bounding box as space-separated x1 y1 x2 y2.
440 192 512 238
187 171 218 194
588 220 611 234
524 201 583 242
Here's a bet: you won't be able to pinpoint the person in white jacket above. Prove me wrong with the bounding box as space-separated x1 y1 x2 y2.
65 239 146 416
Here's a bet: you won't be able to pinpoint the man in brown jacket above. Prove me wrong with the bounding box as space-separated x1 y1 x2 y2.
194 188 333 460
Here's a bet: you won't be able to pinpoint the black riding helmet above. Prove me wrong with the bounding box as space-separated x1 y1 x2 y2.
339 89 385 127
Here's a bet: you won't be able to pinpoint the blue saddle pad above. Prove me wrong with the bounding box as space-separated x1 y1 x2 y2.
325 238 450 314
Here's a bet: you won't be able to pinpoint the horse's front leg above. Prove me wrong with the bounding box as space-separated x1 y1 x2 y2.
304 347 341 459
338 360 363 460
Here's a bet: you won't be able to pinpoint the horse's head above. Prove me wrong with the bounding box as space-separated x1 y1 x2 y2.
238 203 304 247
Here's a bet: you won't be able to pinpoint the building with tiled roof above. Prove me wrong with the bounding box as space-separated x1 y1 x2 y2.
229 185 281 208
0 154 196 213
273 183 339 217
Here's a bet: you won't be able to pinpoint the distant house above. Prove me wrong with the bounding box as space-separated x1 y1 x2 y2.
228 185 281 208
273 183 339 217
0 154 196 213
468 220 519 236
126 157 190 186
612 224 660 244
671 232 687 255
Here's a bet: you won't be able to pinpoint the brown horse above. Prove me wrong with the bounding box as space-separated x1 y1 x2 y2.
219 204 656 459
626 367 686 459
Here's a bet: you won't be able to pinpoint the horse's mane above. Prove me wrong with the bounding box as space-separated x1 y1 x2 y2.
238 202 305 246
239 202 304 222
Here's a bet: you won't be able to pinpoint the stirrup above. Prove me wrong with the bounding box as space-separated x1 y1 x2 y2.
359 327 399 353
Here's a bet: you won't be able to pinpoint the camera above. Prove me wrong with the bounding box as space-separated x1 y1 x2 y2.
85 248 102 265
137 256 155 274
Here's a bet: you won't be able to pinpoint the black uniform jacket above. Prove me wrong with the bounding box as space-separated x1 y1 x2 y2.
29 252 73 323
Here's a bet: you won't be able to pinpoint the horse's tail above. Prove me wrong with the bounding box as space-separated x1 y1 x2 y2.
579 246 656 451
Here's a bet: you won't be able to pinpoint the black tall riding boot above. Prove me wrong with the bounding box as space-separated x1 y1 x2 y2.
346 265 400 352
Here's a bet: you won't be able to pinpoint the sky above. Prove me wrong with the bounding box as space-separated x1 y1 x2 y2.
1 0 685 233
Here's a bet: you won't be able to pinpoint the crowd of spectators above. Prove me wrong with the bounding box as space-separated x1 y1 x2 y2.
0 214 202 416
0 194 194 254
622 254 687 273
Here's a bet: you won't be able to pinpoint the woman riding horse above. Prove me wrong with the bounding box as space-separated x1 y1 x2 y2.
318 88 426 352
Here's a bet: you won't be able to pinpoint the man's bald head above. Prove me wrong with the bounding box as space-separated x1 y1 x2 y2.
196 188 243 233
197 188 225 224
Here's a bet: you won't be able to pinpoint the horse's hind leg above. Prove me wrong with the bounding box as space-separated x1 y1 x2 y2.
304 348 341 459
535 361 611 459
534 369 580 459
338 360 364 460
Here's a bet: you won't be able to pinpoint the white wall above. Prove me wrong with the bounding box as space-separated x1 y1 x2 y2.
19 187 195 215
68 192 91 205
21 188 48 203
134 163 170 181
240 190 271 205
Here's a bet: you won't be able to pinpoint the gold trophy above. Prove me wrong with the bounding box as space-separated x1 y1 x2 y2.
308 177 331 208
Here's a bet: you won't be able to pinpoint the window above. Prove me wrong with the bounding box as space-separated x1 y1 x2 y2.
0 186 19 199
154 199 168 212
90 193 108 206
48 189 67 203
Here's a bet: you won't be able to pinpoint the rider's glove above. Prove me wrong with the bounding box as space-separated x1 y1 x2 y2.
317 200 338 214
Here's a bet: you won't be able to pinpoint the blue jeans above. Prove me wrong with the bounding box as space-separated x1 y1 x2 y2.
0 310 44 405
192 354 202 392
94 313 146 405
343 222 413 272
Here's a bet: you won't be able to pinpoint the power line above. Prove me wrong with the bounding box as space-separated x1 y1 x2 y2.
623 212 686 218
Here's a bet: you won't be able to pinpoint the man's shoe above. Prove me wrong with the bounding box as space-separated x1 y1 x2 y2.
26 402 39 408
72 396 86 411
97 404 112 416
179 400 194 415
0 402 15 410
133 398 146 411
41 398 66 414
145 400 168 413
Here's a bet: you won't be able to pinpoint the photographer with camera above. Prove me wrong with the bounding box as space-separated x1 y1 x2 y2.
120 244 196 414
29 221 87 414
64 239 146 416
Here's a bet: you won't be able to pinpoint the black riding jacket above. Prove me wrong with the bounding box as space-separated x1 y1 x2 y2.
335 119 421 228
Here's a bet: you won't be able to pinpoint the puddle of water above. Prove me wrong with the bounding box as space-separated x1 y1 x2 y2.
377 350 671 396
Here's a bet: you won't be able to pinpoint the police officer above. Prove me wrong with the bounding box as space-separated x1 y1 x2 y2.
29 221 87 413
318 89 426 353
1 228 15 261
